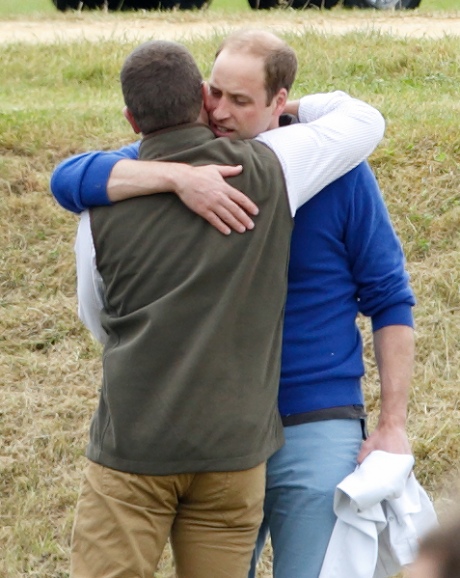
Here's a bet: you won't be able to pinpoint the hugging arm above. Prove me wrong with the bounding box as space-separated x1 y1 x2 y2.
51 91 385 224
257 91 385 214
107 160 257 235
50 143 256 235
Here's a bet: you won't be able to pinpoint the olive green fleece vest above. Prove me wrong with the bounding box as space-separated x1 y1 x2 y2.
88 124 292 475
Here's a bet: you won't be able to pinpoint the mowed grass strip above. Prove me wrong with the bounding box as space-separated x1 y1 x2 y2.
1 29 459 578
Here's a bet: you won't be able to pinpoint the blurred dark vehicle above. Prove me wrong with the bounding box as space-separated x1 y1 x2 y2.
52 0 421 10
248 0 421 8
52 0 209 9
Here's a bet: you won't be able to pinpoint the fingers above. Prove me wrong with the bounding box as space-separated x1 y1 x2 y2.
357 427 412 464
228 189 259 217
216 164 243 177
204 213 232 236
202 196 256 235
216 166 259 217
177 164 260 234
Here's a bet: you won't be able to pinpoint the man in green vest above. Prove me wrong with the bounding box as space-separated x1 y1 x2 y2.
70 37 385 578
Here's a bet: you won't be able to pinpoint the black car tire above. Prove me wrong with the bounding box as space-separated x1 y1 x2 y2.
288 0 340 7
115 0 161 8
401 0 421 7
52 0 211 10
248 0 279 8
249 0 339 8
343 0 421 7
52 0 81 10
160 0 210 8
52 0 123 9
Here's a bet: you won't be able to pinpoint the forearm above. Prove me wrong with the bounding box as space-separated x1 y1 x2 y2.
107 159 187 202
287 90 384 134
358 324 414 461
297 91 385 153
257 91 385 214
374 324 414 429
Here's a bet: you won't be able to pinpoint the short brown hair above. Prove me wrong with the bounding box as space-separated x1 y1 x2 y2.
215 30 297 105
120 40 203 135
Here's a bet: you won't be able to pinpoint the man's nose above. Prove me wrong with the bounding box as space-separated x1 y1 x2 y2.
212 98 230 121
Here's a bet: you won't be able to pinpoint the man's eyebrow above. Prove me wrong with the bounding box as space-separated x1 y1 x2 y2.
225 90 252 100
209 83 251 100
231 92 251 100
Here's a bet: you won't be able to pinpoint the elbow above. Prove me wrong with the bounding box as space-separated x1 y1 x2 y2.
369 108 386 148
50 167 71 211
49 167 63 202
50 164 83 213
375 110 386 142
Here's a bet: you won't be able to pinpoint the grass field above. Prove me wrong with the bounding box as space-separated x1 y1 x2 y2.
1 3 460 578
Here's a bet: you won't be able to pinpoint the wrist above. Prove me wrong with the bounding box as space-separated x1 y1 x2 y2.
168 164 190 197
377 413 407 430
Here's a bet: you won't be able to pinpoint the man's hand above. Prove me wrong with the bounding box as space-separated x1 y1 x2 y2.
173 164 259 235
357 421 412 464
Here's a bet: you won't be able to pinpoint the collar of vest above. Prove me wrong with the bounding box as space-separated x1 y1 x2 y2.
140 123 215 160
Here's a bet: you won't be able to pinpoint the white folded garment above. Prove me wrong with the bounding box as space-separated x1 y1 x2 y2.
319 450 438 578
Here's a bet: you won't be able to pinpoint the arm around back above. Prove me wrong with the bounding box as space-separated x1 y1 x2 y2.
51 92 385 220
50 141 254 234
256 92 385 214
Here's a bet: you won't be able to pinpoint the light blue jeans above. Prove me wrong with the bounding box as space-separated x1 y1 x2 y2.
248 419 364 578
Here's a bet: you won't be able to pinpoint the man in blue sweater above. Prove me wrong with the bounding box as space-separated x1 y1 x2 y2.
51 30 415 578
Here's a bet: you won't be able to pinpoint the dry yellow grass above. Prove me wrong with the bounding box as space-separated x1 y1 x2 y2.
1 16 459 578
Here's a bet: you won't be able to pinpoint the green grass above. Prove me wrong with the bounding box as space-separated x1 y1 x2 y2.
1 18 460 578
0 0 55 16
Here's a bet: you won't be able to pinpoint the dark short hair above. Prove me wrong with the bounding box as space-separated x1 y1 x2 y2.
120 40 203 135
215 30 297 105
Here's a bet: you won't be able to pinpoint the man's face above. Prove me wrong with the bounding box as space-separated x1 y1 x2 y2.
206 49 284 141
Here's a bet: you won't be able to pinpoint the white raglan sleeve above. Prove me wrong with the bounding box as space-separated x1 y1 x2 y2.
255 91 385 216
74 211 108 345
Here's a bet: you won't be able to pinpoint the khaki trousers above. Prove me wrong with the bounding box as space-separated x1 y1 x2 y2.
71 460 265 578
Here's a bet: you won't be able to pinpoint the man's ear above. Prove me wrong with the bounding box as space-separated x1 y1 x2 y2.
273 88 289 117
201 82 210 111
195 83 209 125
123 106 141 135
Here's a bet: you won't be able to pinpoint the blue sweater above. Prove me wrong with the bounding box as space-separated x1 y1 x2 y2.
51 148 415 418
279 162 414 416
